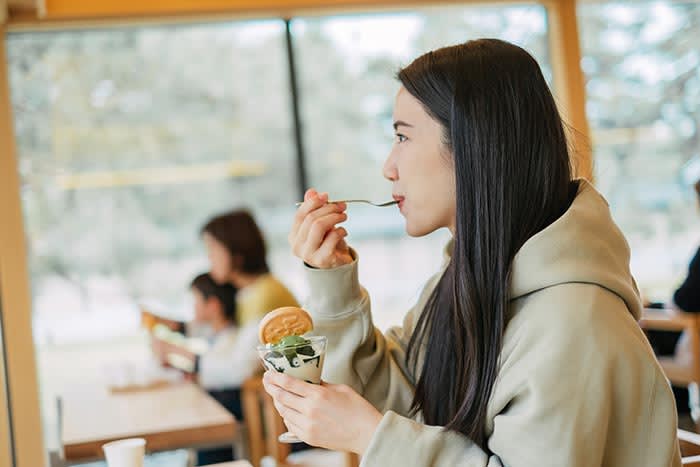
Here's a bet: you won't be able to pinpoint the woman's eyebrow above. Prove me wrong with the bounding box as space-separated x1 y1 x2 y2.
393 120 414 130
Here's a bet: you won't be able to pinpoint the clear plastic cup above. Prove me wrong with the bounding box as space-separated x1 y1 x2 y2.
257 335 327 443
257 336 327 385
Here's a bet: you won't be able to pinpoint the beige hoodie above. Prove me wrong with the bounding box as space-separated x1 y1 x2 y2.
304 180 681 467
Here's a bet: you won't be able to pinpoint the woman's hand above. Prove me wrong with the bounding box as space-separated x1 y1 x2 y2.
263 371 382 455
289 188 353 269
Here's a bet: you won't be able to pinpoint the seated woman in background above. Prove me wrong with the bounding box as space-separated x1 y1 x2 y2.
201 209 299 325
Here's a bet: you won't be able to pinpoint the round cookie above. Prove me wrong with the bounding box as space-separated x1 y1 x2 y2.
259 306 313 345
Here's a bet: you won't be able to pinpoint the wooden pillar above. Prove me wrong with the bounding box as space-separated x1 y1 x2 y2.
545 0 593 181
0 24 48 467
0 7 15 467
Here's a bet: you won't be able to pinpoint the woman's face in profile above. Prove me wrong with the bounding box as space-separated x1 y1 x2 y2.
383 87 456 237
203 232 233 284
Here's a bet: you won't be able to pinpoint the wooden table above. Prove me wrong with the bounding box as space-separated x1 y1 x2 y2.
60 382 237 463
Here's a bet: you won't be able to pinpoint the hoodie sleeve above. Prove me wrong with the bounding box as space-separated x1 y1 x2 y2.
303 249 442 415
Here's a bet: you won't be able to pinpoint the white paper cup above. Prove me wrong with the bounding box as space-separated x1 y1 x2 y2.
102 438 146 467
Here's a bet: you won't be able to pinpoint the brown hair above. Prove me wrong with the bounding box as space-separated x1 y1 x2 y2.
201 210 269 275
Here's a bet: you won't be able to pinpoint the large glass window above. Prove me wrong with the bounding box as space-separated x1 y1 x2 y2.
578 1 700 300
7 20 297 450
291 5 551 329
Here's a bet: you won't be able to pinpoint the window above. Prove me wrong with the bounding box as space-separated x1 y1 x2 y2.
578 1 700 300
7 19 297 450
291 5 551 329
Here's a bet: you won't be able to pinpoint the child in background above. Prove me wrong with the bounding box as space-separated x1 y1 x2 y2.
156 273 261 465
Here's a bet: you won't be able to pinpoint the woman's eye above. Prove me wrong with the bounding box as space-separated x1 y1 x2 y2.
395 133 407 143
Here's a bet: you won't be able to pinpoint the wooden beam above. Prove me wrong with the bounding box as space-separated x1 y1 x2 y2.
43 0 320 19
6 0 533 30
545 0 593 181
1 0 7 23
34 0 525 21
0 26 47 467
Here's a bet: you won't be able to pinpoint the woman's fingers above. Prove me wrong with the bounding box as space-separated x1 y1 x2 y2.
264 377 307 412
304 188 317 202
264 373 317 434
288 188 353 268
280 416 307 442
272 398 303 419
292 204 348 263
264 371 316 398
297 203 345 240
290 190 327 243
291 203 339 252
310 228 348 268
280 408 307 431
300 213 347 258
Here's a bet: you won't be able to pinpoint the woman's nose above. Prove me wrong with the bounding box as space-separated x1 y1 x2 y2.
383 151 398 181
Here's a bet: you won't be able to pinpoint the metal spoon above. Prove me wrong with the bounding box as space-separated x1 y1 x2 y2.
294 199 398 207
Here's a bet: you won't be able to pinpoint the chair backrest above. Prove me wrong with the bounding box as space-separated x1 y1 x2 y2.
241 376 290 467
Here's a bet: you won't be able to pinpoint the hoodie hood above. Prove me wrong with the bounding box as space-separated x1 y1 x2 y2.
509 179 641 319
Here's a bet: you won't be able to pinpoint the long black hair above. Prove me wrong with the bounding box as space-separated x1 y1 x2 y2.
403 39 575 450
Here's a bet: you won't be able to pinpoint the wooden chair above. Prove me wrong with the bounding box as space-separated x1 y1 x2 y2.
640 308 700 424
241 376 289 467
241 376 360 467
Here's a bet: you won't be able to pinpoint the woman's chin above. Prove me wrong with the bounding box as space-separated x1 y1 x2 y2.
405 222 432 238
